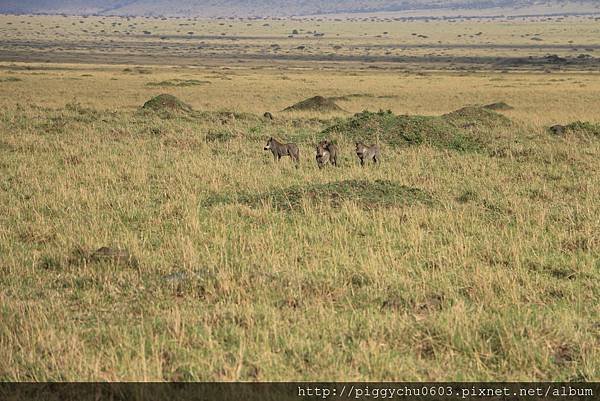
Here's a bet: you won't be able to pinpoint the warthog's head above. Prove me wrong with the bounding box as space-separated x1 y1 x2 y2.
264 137 274 151
316 140 330 158
316 144 330 168
355 142 367 156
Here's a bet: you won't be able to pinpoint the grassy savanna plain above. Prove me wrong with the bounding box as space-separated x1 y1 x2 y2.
0 15 599 381
1 13 600 66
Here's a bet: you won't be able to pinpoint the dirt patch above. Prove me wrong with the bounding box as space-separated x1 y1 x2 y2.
202 179 434 211
284 95 343 112
141 94 193 114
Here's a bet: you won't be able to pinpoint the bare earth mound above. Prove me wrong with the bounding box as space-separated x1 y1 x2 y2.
142 94 193 113
284 96 343 112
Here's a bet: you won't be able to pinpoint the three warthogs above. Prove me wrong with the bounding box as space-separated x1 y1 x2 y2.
263 137 380 168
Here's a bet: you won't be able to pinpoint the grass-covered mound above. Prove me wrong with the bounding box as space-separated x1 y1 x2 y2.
141 94 193 114
443 106 513 129
322 110 478 152
284 96 343 112
560 121 600 138
202 180 434 211
322 107 514 153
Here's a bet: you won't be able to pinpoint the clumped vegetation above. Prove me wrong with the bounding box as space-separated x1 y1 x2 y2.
284 95 343 112
0 77 22 82
203 180 434 211
141 94 193 114
561 121 600 138
123 67 152 74
442 106 513 129
146 79 210 87
322 107 514 153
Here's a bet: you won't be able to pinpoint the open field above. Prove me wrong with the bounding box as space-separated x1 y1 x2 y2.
0 15 599 381
1 14 600 68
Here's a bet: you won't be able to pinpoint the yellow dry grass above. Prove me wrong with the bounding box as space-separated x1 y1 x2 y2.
0 15 599 381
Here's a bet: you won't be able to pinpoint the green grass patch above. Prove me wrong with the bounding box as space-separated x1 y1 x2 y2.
0 77 22 82
443 106 513 130
322 110 474 151
203 179 434 211
141 94 193 115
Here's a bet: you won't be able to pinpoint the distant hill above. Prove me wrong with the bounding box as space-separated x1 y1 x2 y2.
1 0 599 17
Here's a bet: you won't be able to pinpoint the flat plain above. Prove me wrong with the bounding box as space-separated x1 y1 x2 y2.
0 14 599 381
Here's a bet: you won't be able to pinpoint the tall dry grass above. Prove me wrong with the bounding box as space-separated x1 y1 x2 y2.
0 64 598 380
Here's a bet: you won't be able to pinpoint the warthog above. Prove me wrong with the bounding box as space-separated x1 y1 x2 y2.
550 124 565 135
263 112 274 120
315 139 338 169
264 137 300 167
355 142 380 166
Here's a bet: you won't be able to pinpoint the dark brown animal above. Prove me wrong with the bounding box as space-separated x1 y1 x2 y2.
355 142 380 166
263 112 274 120
550 124 565 135
264 137 300 167
315 140 338 168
